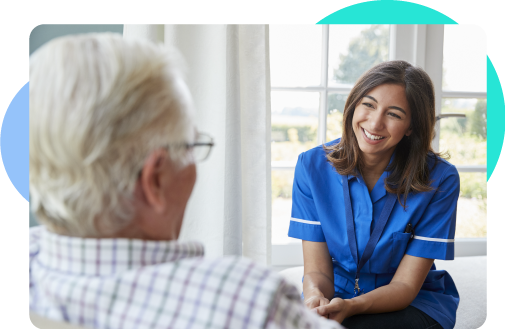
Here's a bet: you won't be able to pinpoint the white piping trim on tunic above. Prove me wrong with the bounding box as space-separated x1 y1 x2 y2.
413 235 454 243
290 218 321 225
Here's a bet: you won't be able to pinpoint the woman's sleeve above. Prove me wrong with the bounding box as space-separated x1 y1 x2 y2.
406 164 460 260
288 152 326 242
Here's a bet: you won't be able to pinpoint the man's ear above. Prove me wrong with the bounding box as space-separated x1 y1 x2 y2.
138 149 169 213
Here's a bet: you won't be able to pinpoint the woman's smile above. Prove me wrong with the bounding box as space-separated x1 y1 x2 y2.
361 127 386 143
352 83 412 160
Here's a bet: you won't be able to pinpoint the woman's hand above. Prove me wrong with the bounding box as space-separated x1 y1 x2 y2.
313 297 350 323
304 296 330 319
304 295 330 310
305 295 330 319
301 240 335 317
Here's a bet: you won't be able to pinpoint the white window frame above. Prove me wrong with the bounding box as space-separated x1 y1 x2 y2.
270 25 487 270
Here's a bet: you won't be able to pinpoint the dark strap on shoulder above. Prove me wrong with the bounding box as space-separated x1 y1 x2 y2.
343 175 397 279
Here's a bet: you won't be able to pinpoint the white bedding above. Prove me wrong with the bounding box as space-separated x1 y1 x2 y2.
279 256 487 329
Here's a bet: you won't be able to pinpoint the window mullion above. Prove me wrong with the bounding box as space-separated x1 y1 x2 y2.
271 86 325 92
441 91 487 99
455 165 487 173
424 25 445 153
389 24 397 61
318 25 330 145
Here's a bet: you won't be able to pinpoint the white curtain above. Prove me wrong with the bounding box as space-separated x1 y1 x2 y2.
123 24 272 265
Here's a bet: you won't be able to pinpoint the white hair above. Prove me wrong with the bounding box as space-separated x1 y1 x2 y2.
29 33 195 237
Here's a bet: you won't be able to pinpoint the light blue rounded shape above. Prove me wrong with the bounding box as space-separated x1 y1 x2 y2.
1 82 29 201
318 1 457 24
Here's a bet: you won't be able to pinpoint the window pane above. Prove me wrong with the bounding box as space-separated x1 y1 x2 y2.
271 170 299 244
269 25 322 87
439 98 487 165
443 25 486 92
455 172 486 238
271 91 319 162
271 169 487 242
328 25 390 87
326 93 348 142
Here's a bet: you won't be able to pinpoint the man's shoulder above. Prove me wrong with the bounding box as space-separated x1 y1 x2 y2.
139 256 303 328
154 255 301 305
175 256 287 289
30 225 44 238
28 225 43 258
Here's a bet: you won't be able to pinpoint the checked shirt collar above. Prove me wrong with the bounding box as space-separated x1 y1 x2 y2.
35 226 204 276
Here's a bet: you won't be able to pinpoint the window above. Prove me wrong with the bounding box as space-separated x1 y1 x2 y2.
439 25 487 238
270 25 391 245
269 25 487 250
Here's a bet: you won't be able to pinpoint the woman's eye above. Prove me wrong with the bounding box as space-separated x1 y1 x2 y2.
388 112 401 119
363 102 374 108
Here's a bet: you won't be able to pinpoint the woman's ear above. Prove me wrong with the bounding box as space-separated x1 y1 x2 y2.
405 125 413 137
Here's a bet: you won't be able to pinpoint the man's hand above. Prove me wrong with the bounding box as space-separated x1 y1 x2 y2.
313 297 350 323
304 295 330 310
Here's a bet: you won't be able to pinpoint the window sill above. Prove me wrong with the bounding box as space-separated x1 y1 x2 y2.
271 238 487 269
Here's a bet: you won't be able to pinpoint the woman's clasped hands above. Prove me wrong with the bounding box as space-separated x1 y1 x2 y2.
305 295 351 323
304 295 329 309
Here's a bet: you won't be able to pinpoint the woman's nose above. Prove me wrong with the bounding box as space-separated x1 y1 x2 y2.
368 110 385 131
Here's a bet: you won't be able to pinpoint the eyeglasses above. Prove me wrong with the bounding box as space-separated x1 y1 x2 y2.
138 132 214 178
164 132 215 163
185 132 214 162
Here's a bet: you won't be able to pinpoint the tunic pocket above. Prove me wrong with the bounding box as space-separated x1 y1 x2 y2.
332 261 354 296
388 232 411 273
333 272 350 293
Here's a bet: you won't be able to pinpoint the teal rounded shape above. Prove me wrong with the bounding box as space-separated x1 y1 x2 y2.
318 0 504 181
1 82 29 201
487 57 505 181
318 1 457 24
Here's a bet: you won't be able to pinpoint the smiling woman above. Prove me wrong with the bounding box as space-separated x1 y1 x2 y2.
352 84 412 192
289 60 459 329
325 60 440 207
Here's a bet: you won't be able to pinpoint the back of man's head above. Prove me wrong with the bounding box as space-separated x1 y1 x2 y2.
29 33 195 237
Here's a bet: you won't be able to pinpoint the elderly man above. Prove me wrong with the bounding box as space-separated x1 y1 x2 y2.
29 33 343 329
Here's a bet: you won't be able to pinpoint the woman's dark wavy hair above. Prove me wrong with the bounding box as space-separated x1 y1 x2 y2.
324 60 446 208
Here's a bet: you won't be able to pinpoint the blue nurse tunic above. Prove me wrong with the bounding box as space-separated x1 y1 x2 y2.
288 139 460 329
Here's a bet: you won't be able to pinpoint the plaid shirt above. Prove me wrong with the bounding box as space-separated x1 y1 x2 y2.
30 226 343 329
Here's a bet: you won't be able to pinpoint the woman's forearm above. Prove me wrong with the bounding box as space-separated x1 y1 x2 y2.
345 281 417 316
303 271 335 300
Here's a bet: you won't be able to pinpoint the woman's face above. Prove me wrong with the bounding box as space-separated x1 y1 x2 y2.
352 83 412 161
